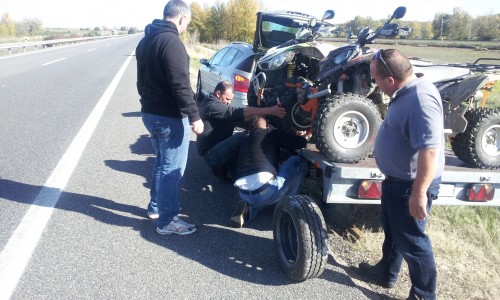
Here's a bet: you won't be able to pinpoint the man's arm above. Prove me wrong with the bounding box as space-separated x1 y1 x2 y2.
243 105 286 121
409 148 439 221
162 38 200 123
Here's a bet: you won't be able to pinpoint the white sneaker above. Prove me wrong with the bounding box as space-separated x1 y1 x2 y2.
156 216 197 235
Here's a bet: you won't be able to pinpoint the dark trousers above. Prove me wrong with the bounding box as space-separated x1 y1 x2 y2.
380 178 440 300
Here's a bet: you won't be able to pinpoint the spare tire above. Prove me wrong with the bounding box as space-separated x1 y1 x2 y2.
273 195 328 282
314 93 382 163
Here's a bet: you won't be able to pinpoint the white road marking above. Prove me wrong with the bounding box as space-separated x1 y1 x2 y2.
0 85 6 88
87 48 97 52
0 49 135 300
41 57 66 66
105 43 112 47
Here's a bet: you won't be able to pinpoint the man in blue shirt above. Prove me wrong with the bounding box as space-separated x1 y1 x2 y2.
359 49 444 300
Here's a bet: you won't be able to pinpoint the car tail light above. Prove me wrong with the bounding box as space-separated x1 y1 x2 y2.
233 74 249 93
467 184 494 201
358 180 382 199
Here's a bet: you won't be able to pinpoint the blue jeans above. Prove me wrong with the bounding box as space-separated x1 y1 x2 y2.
142 113 190 228
239 156 309 221
380 178 440 300
203 132 246 175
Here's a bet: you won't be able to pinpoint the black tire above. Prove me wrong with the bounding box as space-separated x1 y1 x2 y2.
273 195 328 282
314 93 382 163
196 73 205 102
452 108 500 169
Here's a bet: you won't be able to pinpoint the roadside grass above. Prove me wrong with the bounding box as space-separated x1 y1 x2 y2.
344 205 500 299
487 81 500 108
187 42 500 298
187 43 216 71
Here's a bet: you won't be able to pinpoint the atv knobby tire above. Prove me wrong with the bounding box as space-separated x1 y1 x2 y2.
452 108 500 169
314 93 382 163
273 195 328 282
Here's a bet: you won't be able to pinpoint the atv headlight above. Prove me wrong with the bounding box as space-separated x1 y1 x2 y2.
260 51 295 71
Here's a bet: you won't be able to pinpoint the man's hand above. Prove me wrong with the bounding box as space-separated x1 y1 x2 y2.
191 119 204 135
268 105 286 118
409 192 428 221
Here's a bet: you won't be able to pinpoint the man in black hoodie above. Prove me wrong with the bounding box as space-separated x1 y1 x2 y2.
136 0 203 236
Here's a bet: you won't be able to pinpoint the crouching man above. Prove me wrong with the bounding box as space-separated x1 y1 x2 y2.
197 81 285 182
230 116 309 227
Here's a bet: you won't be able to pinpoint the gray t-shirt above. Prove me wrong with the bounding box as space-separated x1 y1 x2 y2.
374 76 445 180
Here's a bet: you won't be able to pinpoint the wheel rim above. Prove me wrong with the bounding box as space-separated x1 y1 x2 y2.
332 110 370 149
278 211 299 265
481 124 500 157
291 102 311 130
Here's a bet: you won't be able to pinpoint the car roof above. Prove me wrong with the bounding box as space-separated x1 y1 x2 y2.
228 41 253 53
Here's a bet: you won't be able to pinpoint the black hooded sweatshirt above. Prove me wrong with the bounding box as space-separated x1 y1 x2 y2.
136 19 200 122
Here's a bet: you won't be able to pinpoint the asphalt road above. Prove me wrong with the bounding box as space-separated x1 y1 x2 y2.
0 35 376 299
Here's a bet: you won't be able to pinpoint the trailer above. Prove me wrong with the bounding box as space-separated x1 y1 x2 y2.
272 146 500 282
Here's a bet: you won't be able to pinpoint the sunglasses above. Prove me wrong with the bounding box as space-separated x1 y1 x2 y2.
374 50 394 77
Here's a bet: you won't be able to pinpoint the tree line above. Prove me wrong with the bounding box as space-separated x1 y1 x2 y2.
188 2 499 43
0 12 42 38
2 3 498 42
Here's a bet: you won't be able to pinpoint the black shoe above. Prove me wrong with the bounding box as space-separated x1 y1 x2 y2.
358 262 396 289
230 200 248 228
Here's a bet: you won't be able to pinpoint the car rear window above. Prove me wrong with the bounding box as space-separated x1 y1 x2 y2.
210 48 230 65
235 55 255 73
219 48 239 67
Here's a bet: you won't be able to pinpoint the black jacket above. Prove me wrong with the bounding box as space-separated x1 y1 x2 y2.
196 94 245 156
136 19 199 122
235 128 307 179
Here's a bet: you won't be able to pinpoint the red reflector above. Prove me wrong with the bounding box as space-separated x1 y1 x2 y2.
358 180 382 199
467 184 494 201
233 74 249 93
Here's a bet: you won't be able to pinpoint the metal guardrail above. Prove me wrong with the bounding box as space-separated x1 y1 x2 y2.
0 35 127 55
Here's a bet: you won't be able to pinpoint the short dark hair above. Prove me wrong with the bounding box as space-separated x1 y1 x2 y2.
163 0 191 19
214 81 233 94
372 49 413 81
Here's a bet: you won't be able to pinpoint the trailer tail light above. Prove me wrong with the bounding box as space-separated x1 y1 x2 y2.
233 74 250 93
358 180 382 199
467 184 494 201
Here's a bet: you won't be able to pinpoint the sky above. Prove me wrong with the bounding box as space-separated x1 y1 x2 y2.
0 0 497 29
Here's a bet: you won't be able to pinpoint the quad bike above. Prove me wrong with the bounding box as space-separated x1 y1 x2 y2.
248 9 337 129
250 7 500 169
249 7 410 163
411 59 500 169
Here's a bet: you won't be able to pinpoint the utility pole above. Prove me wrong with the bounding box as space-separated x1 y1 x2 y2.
440 15 452 41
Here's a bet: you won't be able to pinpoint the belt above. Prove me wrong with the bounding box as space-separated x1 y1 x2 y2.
385 175 413 182
239 182 271 195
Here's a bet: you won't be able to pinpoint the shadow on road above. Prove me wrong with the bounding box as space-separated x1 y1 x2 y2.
0 134 388 296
